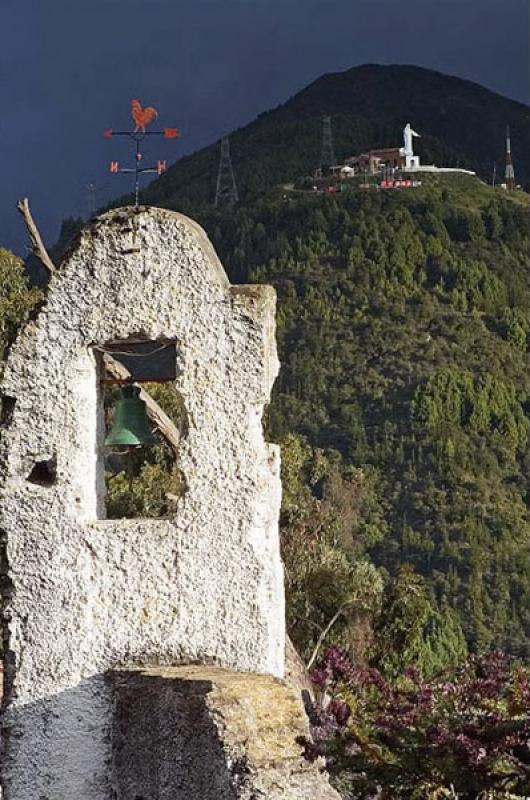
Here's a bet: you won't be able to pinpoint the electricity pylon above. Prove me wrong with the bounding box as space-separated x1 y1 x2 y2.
215 135 239 208
86 182 97 219
321 116 335 170
505 125 516 191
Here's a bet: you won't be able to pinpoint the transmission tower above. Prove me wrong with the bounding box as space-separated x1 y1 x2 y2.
215 135 239 208
86 182 97 218
505 125 516 191
321 116 335 170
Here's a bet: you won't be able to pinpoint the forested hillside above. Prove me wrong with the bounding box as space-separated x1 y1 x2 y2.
188 175 530 661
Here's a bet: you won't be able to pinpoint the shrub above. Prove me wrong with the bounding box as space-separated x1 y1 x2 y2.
302 647 530 799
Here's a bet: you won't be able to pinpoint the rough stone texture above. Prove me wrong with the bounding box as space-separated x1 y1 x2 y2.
111 665 340 799
0 207 285 798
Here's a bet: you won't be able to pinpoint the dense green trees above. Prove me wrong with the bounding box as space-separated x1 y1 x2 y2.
195 175 530 660
0 249 42 364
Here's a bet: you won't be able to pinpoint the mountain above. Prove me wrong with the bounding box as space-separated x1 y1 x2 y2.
138 64 530 210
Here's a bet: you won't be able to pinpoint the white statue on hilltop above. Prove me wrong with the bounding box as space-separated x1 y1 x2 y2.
402 123 421 159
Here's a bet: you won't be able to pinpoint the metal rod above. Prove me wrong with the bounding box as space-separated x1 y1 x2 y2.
111 131 166 137
101 377 177 385
135 136 140 207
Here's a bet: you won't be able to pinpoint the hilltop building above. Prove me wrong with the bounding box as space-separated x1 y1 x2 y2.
345 146 405 176
331 123 475 181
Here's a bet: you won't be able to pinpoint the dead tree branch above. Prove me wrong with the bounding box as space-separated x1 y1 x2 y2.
306 605 348 672
17 198 56 275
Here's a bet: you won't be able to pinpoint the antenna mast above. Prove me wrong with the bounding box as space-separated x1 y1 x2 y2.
321 116 335 170
215 135 239 208
86 182 97 219
505 125 516 191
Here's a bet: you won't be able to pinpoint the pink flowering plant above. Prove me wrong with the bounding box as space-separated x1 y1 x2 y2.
302 646 530 799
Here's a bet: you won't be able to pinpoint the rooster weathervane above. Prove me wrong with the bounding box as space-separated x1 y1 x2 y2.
104 100 180 207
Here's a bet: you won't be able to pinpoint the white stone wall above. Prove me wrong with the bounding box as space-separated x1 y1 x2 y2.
0 207 284 799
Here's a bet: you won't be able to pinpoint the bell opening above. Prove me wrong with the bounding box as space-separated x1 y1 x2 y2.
98 339 188 520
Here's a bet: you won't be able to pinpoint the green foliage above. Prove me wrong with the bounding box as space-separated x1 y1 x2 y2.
194 179 530 659
375 565 467 679
279 435 466 676
412 367 528 456
0 248 42 363
105 460 185 519
279 433 384 665
307 649 530 800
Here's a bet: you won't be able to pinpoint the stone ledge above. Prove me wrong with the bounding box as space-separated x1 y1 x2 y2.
111 665 340 800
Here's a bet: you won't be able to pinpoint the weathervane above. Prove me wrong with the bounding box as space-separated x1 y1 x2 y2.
104 100 180 207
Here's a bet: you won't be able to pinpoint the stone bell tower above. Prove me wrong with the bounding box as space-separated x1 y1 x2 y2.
0 207 338 799
0 209 284 800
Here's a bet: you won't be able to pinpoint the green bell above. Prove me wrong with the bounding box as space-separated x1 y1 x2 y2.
105 385 157 447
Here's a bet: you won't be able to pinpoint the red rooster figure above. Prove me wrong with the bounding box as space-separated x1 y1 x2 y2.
131 99 158 133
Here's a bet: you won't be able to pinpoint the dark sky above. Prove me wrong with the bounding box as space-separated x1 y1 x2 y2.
2 0 529 255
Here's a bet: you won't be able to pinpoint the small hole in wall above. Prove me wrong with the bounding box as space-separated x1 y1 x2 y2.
0 396 16 427
27 457 57 487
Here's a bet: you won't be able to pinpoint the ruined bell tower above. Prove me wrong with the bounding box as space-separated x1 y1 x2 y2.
0 205 284 792
0 207 339 799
